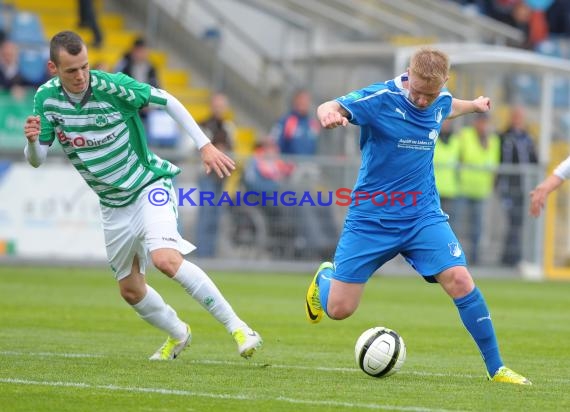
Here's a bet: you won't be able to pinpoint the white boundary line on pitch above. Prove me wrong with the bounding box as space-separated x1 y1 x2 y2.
0 377 463 412
0 351 103 358
0 351 481 379
192 359 484 379
3 351 567 384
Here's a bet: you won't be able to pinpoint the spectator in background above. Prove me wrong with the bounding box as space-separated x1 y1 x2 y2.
456 112 501 265
270 89 320 156
498 105 538 266
434 119 460 227
243 139 295 193
0 40 22 89
453 1 568 48
115 36 160 127
243 139 297 257
0 40 31 98
545 0 570 37
115 36 159 88
483 0 521 27
522 0 553 49
195 93 236 258
472 1 568 49
200 93 235 153
78 0 103 48
486 1 547 49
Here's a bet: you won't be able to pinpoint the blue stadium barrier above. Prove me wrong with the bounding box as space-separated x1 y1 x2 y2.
9 11 45 45
18 47 48 85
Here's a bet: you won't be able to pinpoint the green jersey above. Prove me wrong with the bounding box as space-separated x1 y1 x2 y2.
33 70 180 207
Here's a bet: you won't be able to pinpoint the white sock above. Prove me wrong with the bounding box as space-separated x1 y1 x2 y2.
131 285 188 340
173 260 246 333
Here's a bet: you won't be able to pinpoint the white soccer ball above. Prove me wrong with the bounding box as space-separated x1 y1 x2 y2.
354 326 406 378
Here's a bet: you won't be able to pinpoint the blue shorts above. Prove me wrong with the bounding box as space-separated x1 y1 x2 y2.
333 214 466 284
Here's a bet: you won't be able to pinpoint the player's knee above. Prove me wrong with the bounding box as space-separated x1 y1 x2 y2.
452 272 474 296
151 251 182 276
438 267 475 298
152 257 176 275
327 302 356 320
119 285 145 305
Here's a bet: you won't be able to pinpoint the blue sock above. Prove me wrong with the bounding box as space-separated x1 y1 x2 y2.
454 287 503 376
317 267 333 317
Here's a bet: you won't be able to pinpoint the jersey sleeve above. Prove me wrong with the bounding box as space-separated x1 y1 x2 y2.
147 86 168 107
554 156 570 180
335 83 385 126
99 71 152 111
33 90 55 146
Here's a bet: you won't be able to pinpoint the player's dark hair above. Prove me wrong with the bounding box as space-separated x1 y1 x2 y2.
50 31 85 65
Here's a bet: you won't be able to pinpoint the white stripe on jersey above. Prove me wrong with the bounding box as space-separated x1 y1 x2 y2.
103 174 154 199
46 112 123 128
84 148 129 175
355 89 390 103
44 98 115 111
119 160 153 188
95 154 140 186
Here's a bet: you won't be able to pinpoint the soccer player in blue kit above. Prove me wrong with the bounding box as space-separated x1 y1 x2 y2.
305 47 530 385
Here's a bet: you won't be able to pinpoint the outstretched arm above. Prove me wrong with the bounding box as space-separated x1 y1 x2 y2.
23 115 48 168
529 175 564 217
150 89 235 178
529 156 570 217
448 96 491 119
317 100 349 129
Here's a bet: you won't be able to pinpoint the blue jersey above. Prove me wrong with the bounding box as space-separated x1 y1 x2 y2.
336 74 452 220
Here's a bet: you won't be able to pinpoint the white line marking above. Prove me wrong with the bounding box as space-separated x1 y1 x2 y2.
0 378 461 412
2 351 566 384
190 359 483 379
0 351 102 358
0 351 479 377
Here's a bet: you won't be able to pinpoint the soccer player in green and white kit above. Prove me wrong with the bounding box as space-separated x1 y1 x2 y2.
23 31 262 360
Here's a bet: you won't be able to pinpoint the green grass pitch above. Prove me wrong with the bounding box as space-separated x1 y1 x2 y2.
1 266 569 411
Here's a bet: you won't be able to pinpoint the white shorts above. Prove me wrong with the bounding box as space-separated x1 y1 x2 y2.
100 178 195 280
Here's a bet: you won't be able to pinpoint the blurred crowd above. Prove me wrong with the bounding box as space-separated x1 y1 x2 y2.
194 88 337 261
453 0 570 49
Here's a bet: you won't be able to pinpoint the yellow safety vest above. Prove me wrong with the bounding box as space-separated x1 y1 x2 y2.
434 134 460 198
458 126 500 199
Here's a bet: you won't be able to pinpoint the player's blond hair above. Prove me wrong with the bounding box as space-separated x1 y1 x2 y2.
409 47 450 85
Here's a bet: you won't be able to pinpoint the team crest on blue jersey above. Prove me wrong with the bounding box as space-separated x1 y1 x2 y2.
448 242 462 257
434 107 443 123
95 114 108 127
428 129 439 141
